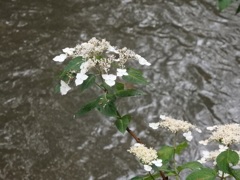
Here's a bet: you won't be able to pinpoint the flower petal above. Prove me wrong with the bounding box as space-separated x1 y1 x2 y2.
143 165 152 172
152 159 162 167
75 73 88 86
53 54 67 62
60 80 71 95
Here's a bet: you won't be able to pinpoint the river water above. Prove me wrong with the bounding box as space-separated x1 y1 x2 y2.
1 0 240 179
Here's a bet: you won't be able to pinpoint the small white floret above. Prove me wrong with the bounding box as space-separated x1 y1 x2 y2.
183 131 193 141
107 46 119 54
206 126 217 131
116 68 128 77
149 123 159 130
135 54 151 66
102 74 117 87
152 159 162 167
159 115 166 120
60 80 71 95
62 47 75 55
75 72 88 86
53 54 67 62
143 165 152 172
199 140 208 145
195 128 202 133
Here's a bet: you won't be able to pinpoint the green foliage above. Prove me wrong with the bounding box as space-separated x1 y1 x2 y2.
157 146 175 164
76 97 101 116
218 0 233 11
79 74 96 92
175 141 188 155
186 168 217 180
115 82 125 91
115 89 146 98
236 4 240 14
131 172 160 180
122 68 148 85
177 161 203 172
230 169 240 180
216 149 239 173
96 94 118 117
60 56 84 78
115 114 131 133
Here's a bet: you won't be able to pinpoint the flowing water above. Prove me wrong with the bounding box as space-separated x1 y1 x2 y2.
1 0 240 179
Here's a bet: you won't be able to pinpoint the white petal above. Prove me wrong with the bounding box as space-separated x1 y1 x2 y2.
53 54 67 62
183 131 193 141
135 54 151 66
75 73 88 86
160 115 166 120
107 46 119 54
117 68 128 77
195 128 202 133
60 80 71 95
143 165 152 172
199 140 208 145
102 74 117 81
149 123 159 130
105 79 115 87
134 143 143 147
152 159 162 167
62 47 75 55
206 126 217 131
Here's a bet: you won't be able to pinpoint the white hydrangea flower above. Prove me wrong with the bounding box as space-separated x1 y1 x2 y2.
149 122 160 130
60 80 71 95
207 124 240 145
53 54 67 62
80 60 95 74
102 74 117 86
160 115 166 120
62 47 75 55
183 131 193 141
75 72 88 86
116 68 128 77
158 116 195 133
144 165 152 172
195 128 202 133
128 143 161 171
135 54 151 66
218 145 228 152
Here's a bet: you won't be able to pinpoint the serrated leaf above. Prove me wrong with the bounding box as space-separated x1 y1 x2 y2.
115 115 131 133
115 89 146 98
122 68 148 85
79 74 96 92
186 168 217 180
157 146 175 164
177 161 203 172
218 0 233 11
175 141 189 154
216 149 239 173
76 98 100 116
60 56 84 77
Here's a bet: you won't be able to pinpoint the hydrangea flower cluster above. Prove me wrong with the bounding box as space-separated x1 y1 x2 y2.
149 115 201 142
128 143 162 171
53 37 151 95
200 123 240 146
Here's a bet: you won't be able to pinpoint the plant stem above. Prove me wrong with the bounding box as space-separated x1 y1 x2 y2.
149 172 155 180
173 133 179 180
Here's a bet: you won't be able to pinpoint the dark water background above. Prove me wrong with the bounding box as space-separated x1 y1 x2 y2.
1 0 240 179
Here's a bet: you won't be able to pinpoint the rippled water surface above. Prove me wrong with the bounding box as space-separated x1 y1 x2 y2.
1 0 240 179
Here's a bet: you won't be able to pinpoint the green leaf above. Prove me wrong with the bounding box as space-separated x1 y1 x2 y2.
115 115 131 133
230 169 240 180
79 74 96 92
115 89 146 98
76 98 100 116
54 83 60 93
115 82 124 91
157 146 175 164
60 56 84 77
216 149 239 173
175 141 189 155
122 68 148 85
218 0 233 11
96 94 118 117
236 4 240 14
130 172 161 180
177 161 203 172
186 168 217 180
